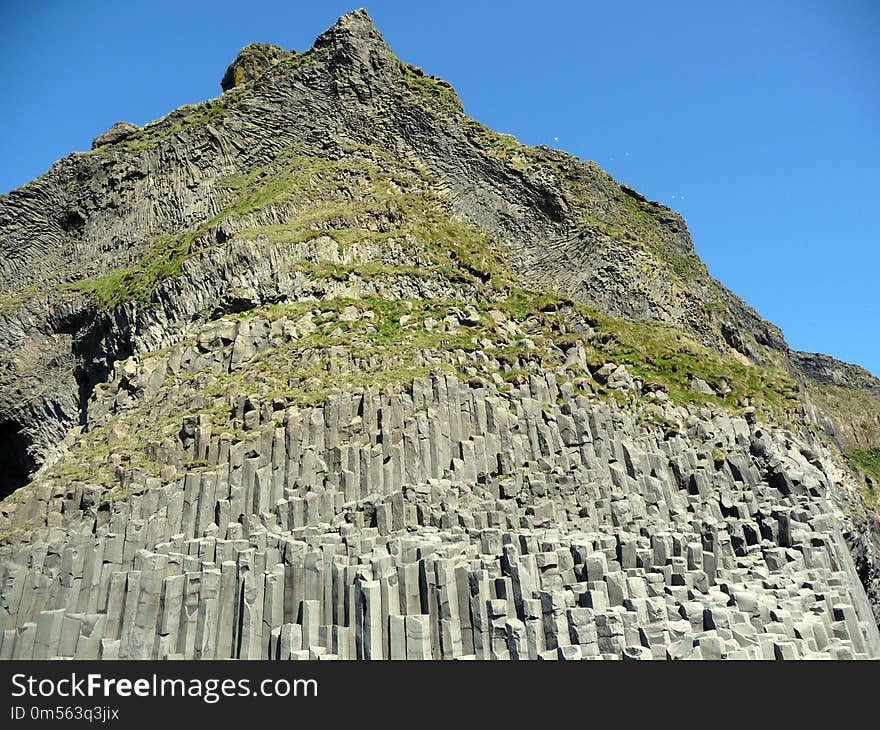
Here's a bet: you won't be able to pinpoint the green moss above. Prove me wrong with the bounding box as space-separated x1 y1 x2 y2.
219 149 379 215
277 49 318 71
849 448 880 479
464 119 553 173
0 282 45 316
663 252 707 281
588 312 799 418
66 228 201 307
846 448 880 510
33 285 807 497
67 136 515 309
503 288 574 320
490 289 800 422
396 61 462 113
46 412 184 488
117 100 229 152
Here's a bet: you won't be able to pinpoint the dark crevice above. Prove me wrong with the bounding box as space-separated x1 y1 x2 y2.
0 419 33 499
0 306 126 496
69 307 135 428
59 208 86 232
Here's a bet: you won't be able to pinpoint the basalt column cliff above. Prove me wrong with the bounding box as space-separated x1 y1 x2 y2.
1 9 879 660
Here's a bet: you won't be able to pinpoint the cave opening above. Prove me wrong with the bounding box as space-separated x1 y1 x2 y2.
0 419 33 499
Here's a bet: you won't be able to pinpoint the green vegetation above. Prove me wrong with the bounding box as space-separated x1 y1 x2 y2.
216 289 800 422
48 410 183 490
808 382 880 449
490 289 801 421
70 139 511 308
226 143 512 288
0 282 45 316
218 147 380 214
846 448 880 510
66 146 379 307
848 448 880 480
464 119 555 174
396 60 462 113
114 99 229 153
93 47 323 157
5 32 843 529
60 114 802 498
405 196 511 287
576 180 709 284
283 259 438 284
584 309 799 418
240 222 392 253
807 382 880 512
277 48 320 72
66 227 205 307
36 282 806 498
460 116 714 290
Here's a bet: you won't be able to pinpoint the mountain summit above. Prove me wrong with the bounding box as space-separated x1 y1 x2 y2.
0 9 878 660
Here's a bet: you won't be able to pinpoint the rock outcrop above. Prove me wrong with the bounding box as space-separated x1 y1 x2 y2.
1 8 878 660
220 43 293 91
91 121 140 150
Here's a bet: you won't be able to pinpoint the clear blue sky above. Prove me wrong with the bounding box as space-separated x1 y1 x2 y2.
2 1 878 374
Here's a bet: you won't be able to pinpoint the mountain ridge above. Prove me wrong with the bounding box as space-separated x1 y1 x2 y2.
0 8 878 659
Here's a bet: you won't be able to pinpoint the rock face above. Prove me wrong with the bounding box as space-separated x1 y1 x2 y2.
0 8 878 660
2 304 879 659
794 351 880 451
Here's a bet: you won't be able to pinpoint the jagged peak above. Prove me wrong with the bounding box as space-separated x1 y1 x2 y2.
217 10 448 107
312 8 391 60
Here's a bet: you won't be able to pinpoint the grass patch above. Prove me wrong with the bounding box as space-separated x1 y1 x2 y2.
846 448 880 510
464 119 554 174
493 289 800 421
0 282 45 316
66 228 202 306
27 289 806 496
115 99 229 153
70 138 513 309
396 60 462 113
584 310 799 418
807 382 880 451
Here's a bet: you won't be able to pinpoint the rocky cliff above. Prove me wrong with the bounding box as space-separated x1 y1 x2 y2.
1 8 878 660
